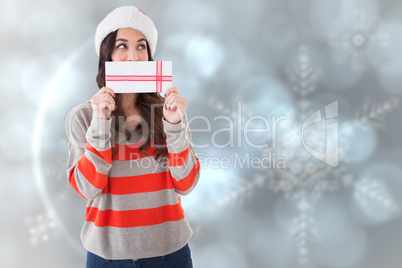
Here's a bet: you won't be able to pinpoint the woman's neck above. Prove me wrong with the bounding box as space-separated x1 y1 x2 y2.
120 93 138 112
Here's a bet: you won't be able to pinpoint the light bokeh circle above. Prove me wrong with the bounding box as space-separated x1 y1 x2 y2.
33 39 93 255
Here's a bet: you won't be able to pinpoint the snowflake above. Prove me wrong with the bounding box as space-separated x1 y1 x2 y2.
214 174 267 208
24 211 60 246
286 46 321 98
355 96 399 130
204 43 399 267
329 11 388 71
206 46 354 204
354 177 400 215
260 112 352 201
258 46 352 200
286 191 321 267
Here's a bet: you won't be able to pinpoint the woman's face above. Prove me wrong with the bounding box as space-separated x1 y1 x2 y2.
111 28 149 62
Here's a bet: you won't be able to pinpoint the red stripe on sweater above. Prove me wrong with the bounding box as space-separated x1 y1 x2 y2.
168 147 189 167
77 154 109 189
172 156 200 192
68 166 89 200
85 142 112 164
85 203 185 227
102 171 174 195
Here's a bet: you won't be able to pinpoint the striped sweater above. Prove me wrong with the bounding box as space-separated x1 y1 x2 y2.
65 101 200 260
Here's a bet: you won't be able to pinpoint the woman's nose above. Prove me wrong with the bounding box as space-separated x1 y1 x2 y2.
127 48 138 61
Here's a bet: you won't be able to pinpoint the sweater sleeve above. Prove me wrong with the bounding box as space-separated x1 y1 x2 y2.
162 113 201 196
65 103 113 201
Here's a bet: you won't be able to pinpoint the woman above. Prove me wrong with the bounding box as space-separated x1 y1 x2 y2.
66 6 200 268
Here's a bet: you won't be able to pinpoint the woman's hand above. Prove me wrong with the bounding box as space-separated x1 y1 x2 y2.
90 87 116 120
163 87 187 124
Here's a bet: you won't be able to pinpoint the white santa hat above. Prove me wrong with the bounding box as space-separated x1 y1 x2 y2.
95 6 158 57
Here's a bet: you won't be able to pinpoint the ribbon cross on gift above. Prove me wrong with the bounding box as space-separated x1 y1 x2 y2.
105 61 172 94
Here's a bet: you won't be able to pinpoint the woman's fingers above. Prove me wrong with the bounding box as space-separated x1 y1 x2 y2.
164 87 179 98
101 87 116 98
165 99 185 111
100 87 116 105
93 99 114 113
90 87 116 120
164 87 187 117
93 92 116 108
162 87 187 124
98 87 116 108
165 92 186 107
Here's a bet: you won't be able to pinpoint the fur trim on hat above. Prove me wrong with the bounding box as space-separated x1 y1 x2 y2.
95 6 158 56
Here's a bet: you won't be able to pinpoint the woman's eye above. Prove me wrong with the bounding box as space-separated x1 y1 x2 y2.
117 44 126 49
138 44 146 50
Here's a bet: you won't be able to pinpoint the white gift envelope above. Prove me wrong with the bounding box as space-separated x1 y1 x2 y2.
105 61 172 94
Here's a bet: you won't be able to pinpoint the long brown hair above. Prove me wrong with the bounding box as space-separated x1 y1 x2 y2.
96 30 167 162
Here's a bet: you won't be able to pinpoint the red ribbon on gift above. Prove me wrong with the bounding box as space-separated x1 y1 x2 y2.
105 61 171 92
156 61 162 93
